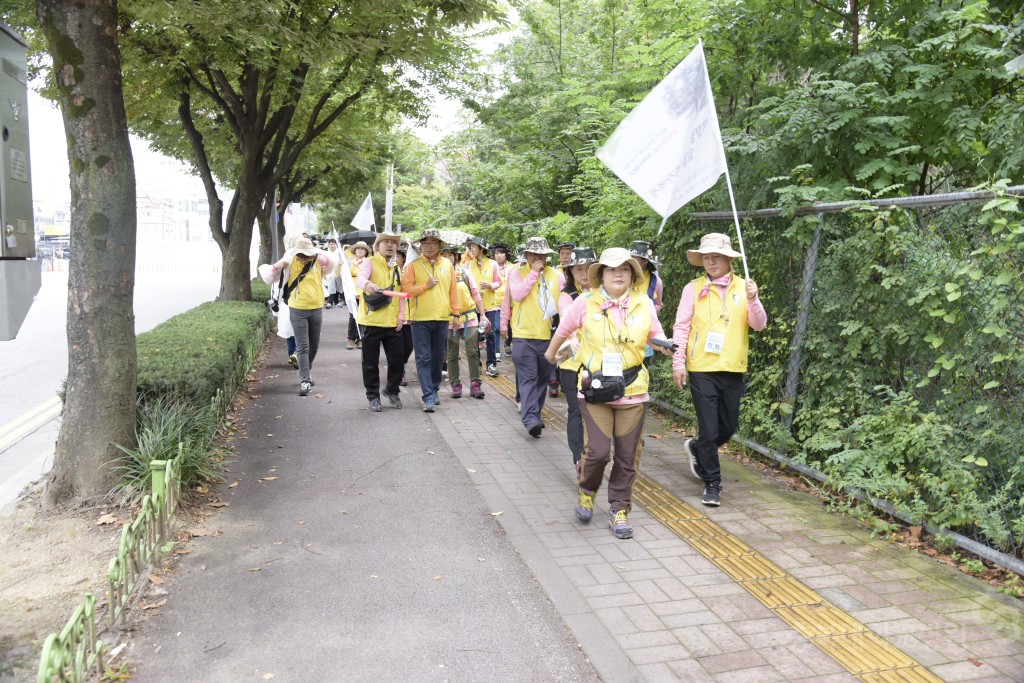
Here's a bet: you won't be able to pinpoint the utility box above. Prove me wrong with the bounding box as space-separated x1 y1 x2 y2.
0 22 33 258
0 22 39 341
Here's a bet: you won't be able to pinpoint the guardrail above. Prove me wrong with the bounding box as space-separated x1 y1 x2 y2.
35 315 268 682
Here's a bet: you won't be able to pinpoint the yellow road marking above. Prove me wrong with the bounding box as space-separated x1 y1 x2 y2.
484 370 943 682
0 397 61 451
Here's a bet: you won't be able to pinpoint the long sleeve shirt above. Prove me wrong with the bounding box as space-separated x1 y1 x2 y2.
356 256 407 321
671 279 767 372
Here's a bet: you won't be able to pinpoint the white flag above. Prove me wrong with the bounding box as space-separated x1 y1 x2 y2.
350 193 375 230
596 41 727 219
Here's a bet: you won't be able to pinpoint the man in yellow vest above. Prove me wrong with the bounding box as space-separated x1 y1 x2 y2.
509 236 564 437
401 228 460 412
464 236 503 377
672 233 767 507
356 232 406 412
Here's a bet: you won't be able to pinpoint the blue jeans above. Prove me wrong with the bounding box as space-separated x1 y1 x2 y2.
484 310 501 365
411 320 448 403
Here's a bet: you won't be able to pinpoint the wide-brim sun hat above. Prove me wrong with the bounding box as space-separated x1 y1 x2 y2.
465 235 489 252
282 237 320 262
687 232 742 266
374 231 401 248
565 246 597 269
351 240 371 255
587 247 643 286
522 236 555 255
556 240 576 250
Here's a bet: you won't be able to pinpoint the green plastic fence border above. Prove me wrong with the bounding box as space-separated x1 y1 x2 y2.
35 311 269 683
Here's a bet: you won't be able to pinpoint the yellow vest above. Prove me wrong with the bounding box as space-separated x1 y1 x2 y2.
405 257 455 322
356 254 401 328
686 274 750 373
558 289 583 371
466 257 499 310
454 268 477 324
511 265 560 340
574 291 653 397
286 257 324 310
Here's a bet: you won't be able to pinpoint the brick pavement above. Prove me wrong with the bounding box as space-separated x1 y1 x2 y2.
430 352 1024 682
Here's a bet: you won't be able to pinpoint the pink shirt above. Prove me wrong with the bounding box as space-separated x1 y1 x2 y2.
508 267 566 302
450 269 484 330
555 292 667 405
671 279 767 372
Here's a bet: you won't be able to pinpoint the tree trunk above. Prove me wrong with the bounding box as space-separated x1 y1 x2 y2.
37 0 138 506
217 181 261 301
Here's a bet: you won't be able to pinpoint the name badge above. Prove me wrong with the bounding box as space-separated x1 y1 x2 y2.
602 352 624 377
704 331 725 355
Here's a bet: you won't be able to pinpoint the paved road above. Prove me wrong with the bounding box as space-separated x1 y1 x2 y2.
0 243 223 510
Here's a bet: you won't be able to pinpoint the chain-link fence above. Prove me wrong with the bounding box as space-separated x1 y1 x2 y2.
651 186 1024 566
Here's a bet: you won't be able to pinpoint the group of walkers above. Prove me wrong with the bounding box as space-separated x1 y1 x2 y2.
261 229 766 540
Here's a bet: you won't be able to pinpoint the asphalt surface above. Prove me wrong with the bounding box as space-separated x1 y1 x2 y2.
128 308 601 682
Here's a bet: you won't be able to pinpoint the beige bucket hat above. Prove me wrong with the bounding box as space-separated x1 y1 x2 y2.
587 247 643 286
687 233 742 266
282 237 320 262
374 231 401 248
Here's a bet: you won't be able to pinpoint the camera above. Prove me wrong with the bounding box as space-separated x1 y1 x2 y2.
268 298 279 313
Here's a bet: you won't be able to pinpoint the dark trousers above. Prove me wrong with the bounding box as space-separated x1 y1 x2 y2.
411 320 448 402
484 310 500 364
560 368 583 464
511 338 553 429
289 307 323 383
361 325 404 400
401 325 414 365
348 311 359 341
688 371 745 487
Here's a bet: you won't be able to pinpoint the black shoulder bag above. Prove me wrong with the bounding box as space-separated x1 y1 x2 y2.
281 259 316 304
363 264 401 311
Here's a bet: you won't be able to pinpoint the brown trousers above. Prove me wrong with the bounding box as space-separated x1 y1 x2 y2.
578 401 646 513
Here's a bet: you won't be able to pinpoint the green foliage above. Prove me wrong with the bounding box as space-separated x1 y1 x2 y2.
110 395 226 505
250 277 271 306
136 301 271 407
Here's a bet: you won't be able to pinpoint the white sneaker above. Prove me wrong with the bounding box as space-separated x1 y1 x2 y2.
684 438 701 480
486 364 498 377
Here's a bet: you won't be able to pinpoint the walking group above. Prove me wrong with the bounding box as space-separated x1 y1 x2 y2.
260 229 766 539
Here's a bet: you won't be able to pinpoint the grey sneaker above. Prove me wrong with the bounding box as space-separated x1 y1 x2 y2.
575 488 595 523
383 392 402 409
422 398 436 413
684 438 701 480
368 397 382 412
609 509 633 539
702 485 721 507
486 363 498 377
298 381 312 397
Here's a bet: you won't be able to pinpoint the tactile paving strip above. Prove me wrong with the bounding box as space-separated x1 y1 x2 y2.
482 371 943 682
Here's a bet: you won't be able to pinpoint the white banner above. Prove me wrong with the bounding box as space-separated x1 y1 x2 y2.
350 193 375 230
596 41 727 219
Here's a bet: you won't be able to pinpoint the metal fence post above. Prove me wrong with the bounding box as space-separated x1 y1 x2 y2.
782 215 824 434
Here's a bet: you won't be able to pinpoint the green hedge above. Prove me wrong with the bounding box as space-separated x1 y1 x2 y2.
251 277 271 306
137 300 272 405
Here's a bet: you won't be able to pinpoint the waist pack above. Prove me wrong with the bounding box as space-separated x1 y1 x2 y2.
363 290 393 311
581 365 641 404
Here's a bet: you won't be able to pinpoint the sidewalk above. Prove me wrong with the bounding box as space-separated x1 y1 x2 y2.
129 310 1024 682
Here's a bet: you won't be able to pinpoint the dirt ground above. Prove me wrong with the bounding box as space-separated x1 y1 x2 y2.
0 484 123 682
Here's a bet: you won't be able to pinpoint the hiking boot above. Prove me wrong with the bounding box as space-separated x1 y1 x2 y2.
451 382 463 398
422 397 436 413
548 380 559 398
400 372 408 386
346 340 355 350
356 340 362 349
609 509 633 539
368 397 383 413
470 380 485 399
702 485 721 507
383 392 402 409
486 363 498 377
298 381 312 397
575 488 595 523
684 438 701 480
288 353 298 368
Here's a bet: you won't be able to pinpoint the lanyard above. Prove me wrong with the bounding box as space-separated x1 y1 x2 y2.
705 275 731 326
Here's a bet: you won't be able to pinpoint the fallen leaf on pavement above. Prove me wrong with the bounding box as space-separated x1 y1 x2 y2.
315 393 324 398
370 574 378 579
477 558 486 562
466 468 476 473
263 674 275 680
249 567 261 572
96 513 118 526
228 481 239 488
297 520 306 525
434 575 442 581
142 599 167 610
489 511 503 517
260 476 279 481
147 573 165 586
648 433 665 439
188 527 217 537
